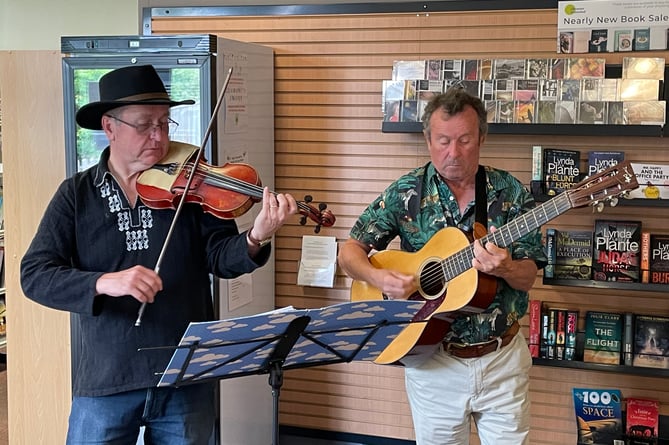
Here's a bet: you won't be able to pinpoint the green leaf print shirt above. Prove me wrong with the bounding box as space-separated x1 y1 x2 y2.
349 162 547 344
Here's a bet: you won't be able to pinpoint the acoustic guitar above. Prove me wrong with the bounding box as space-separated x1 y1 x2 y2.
350 161 639 366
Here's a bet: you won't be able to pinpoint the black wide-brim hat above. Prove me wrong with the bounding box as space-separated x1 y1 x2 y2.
75 64 195 130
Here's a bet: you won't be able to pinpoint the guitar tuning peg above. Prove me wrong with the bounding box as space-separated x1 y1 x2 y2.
595 202 605 213
609 196 619 207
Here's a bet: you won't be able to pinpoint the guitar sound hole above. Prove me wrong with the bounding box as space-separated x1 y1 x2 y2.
419 260 446 300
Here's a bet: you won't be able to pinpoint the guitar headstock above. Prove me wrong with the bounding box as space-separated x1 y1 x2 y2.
566 160 639 211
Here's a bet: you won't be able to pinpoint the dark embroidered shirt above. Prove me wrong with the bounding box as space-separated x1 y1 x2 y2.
20 148 269 397
349 162 546 344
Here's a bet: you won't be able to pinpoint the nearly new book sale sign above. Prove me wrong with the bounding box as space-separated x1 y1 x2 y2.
558 0 669 53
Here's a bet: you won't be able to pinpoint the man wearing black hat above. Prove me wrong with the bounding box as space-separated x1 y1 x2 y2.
20 65 296 444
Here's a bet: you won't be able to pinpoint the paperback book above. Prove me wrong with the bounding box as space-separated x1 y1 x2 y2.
640 231 650 283
626 397 660 445
628 163 669 200
554 229 593 280
583 311 623 365
573 388 623 445
542 148 581 196
587 151 625 177
591 220 641 283
633 314 669 369
589 29 609 53
649 233 669 284
565 310 578 361
544 227 557 279
623 312 635 366
546 307 559 360
528 299 541 358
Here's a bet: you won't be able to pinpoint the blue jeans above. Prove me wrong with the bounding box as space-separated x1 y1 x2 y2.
67 383 216 445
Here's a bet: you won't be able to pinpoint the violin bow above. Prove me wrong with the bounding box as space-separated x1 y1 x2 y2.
135 67 234 327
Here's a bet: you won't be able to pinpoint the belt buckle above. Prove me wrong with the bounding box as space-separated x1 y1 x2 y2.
446 337 498 353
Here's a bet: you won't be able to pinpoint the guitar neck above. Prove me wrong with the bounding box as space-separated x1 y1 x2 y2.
443 192 573 279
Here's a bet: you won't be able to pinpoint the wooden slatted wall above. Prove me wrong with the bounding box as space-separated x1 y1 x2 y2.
151 9 669 444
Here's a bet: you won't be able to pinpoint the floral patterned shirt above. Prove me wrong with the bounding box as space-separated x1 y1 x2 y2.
349 162 547 344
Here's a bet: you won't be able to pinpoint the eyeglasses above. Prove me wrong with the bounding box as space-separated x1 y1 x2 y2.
106 115 179 136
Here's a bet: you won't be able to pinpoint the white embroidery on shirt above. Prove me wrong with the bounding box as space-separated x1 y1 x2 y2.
99 177 153 252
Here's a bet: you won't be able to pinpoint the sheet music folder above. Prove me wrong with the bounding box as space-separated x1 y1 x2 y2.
157 299 424 387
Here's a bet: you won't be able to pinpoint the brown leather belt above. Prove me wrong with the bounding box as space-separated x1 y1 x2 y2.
444 321 520 359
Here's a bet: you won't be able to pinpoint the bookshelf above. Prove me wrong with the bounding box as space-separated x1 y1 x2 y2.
533 358 669 378
382 121 665 137
543 277 668 292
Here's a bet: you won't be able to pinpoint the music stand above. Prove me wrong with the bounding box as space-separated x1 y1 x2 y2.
154 299 424 445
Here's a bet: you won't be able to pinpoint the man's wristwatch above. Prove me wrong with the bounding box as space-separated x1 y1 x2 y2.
247 229 272 247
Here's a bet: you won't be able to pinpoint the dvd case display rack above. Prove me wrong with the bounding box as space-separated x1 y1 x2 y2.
382 60 669 137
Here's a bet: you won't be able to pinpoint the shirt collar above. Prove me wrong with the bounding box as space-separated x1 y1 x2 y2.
93 147 113 187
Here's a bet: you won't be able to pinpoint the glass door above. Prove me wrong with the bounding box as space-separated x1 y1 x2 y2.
62 54 214 176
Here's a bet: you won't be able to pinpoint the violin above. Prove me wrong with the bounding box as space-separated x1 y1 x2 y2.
136 141 336 232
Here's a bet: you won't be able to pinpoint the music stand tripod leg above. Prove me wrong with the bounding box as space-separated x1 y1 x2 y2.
265 315 311 445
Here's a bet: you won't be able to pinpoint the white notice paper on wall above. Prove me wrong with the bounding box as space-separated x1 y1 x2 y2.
297 235 337 288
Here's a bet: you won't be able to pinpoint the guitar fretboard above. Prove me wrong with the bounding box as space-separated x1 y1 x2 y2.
441 192 573 280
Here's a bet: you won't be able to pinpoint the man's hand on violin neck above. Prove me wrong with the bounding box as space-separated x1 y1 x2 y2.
252 187 298 240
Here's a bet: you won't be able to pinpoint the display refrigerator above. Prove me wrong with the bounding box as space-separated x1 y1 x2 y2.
61 34 276 445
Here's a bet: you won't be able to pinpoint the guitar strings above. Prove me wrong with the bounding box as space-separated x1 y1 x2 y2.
416 193 573 293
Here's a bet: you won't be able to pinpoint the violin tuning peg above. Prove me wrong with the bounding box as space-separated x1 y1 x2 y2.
303 195 313 203
299 215 307 226
319 202 327 211
314 224 321 234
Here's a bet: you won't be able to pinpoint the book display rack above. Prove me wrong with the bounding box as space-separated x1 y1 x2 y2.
382 62 669 137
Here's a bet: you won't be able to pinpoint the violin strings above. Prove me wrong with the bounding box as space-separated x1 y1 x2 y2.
186 162 317 218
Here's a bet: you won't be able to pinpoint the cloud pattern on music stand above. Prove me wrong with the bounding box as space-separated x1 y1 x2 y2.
158 300 424 387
